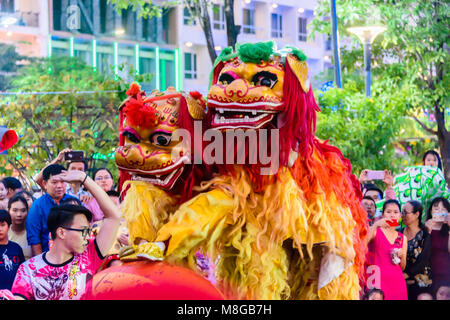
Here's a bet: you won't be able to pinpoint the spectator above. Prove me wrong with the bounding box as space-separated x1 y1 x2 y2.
26 164 77 257
16 191 34 211
434 281 450 300
425 197 450 294
363 185 384 202
367 199 408 300
422 150 442 170
65 160 91 201
84 168 115 223
11 168 121 300
417 292 433 300
401 200 432 300
0 180 7 210
0 210 25 290
362 196 377 226
2 177 22 200
7 195 32 260
362 288 385 300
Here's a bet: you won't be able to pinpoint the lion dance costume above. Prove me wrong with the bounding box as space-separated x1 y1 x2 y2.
153 41 368 300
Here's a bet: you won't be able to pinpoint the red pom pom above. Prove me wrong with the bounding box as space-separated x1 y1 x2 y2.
124 95 157 128
126 83 141 96
189 91 203 100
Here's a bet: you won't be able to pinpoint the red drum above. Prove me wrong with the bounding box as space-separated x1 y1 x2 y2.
84 261 224 300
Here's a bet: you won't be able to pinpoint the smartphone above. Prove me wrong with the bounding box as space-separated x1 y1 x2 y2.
64 151 84 161
366 170 385 180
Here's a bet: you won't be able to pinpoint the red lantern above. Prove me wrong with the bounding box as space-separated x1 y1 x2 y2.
84 261 224 300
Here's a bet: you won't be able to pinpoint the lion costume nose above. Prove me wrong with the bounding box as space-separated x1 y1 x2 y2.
224 78 249 98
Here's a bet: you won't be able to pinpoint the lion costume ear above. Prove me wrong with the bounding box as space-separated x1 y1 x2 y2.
186 91 206 120
286 54 310 93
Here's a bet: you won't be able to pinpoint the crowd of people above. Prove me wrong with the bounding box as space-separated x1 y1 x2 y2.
0 148 449 300
360 150 450 300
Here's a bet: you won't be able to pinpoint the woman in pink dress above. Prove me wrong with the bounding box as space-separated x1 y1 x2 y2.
366 199 408 300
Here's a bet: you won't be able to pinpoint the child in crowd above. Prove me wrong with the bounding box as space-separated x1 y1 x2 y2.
0 210 25 290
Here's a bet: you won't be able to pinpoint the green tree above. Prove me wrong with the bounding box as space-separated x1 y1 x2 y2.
0 56 149 189
311 0 450 184
0 43 32 91
316 80 408 177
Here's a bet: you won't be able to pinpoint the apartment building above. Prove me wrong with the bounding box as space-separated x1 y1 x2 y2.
0 0 333 94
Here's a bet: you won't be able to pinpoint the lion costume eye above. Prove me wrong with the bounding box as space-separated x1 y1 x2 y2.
123 130 141 143
252 71 278 88
150 132 172 146
218 73 236 85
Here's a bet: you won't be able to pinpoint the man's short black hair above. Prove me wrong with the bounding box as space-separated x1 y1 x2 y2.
60 197 83 206
106 190 120 198
0 209 12 226
67 160 88 172
43 164 66 181
364 186 384 200
47 204 93 240
2 177 22 190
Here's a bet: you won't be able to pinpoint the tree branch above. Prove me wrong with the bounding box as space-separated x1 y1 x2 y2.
412 116 438 135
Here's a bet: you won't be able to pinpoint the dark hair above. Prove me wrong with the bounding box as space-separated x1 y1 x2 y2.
364 186 384 200
427 197 450 236
92 167 113 180
405 200 424 229
16 190 35 202
43 164 66 181
60 197 83 206
2 177 22 190
7 195 29 212
382 199 401 214
422 150 442 170
106 190 120 197
362 196 376 207
363 288 385 300
47 204 93 240
0 209 12 226
0 180 6 189
67 160 88 172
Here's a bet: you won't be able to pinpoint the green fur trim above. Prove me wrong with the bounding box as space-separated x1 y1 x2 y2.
283 46 307 61
237 41 274 63
209 46 238 89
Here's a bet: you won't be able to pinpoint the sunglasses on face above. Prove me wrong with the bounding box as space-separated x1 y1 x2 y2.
61 226 92 238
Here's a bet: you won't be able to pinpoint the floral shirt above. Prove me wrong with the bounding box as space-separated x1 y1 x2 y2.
11 239 104 300
404 229 432 288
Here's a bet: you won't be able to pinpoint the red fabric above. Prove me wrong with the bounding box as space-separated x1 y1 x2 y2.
84 261 224 300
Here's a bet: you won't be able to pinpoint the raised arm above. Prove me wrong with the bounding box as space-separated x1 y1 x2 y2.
34 148 72 189
60 170 120 257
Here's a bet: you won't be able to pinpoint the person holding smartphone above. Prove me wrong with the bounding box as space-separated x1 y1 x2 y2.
425 197 450 295
366 199 408 300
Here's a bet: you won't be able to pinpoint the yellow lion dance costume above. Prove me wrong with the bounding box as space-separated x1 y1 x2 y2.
154 42 368 300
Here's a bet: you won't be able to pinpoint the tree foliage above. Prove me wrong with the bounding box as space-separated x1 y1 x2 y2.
0 56 149 187
311 0 449 183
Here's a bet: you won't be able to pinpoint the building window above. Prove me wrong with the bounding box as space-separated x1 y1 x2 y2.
184 52 197 79
0 0 14 13
242 8 255 34
183 7 196 25
213 4 225 30
298 17 307 42
271 13 282 38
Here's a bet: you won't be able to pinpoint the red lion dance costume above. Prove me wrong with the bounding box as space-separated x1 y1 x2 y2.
154 41 368 300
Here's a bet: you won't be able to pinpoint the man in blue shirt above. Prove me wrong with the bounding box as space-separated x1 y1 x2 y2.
26 164 77 256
